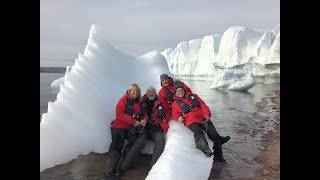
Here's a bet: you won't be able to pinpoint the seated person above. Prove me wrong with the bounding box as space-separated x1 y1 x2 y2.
171 80 230 162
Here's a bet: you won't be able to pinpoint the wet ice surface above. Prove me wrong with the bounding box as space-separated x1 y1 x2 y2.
183 80 279 179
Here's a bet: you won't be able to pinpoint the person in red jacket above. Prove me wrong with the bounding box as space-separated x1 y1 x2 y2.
143 86 171 168
171 80 230 162
106 84 148 178
158 73 192 109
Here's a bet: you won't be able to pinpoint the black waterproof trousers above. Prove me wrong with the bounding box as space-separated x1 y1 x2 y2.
188 121 223 158
106 127 147 175
146 125 165 167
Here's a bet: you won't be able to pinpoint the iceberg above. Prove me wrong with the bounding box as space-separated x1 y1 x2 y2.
42 24 279 179
42 24 216 180
161 24 280 83
209 69 256 91
50 66 72 87
41 24 173 171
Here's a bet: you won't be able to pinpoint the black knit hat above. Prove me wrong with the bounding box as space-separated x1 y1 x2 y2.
160 74 170 81
174 80 185 93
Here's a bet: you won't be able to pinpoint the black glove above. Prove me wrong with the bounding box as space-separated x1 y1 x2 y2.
202 118 209 132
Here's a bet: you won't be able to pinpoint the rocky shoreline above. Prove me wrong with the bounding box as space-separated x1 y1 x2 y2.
252 89 280 179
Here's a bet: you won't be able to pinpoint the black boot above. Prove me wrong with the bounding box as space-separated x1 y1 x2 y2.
214 155 226 162
106 149 121 176
115 146 130 176
220 136 230 145
105 172 120 180
115 168 125 177
195 137 213 157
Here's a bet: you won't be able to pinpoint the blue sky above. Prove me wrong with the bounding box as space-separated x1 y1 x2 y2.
40 0 279 66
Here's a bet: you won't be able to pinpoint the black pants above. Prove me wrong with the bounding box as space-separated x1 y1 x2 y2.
146 125 165 167
188 121 223 157
106 127 147 174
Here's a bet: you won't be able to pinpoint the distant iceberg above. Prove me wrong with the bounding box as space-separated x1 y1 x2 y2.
52 25 280 87
161 24 280 83
51 77 64 87
210 69 255 91
50 66 72 87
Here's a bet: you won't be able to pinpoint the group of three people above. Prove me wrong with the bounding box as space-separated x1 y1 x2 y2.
106 74 230 178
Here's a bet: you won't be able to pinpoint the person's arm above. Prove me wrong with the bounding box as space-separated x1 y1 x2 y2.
159 89 170 104
140 102 148 127
195 94 211 119
115 98 136 125
171 102 184 122
162 99 172 123
142 102 148 121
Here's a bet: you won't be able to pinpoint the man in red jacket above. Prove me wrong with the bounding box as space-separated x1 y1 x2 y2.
143 86 171 168
106 84 148 178
158 73 192 109
171 80 230 162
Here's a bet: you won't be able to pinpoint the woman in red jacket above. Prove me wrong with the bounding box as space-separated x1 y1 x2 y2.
158 73 192 108
106 84 148 177
171 81 230 162
143 86 171 167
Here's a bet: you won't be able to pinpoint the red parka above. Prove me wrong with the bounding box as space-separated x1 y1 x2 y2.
158 77 192 106
143 95 171 132
171 92 211 127
111 93 148 129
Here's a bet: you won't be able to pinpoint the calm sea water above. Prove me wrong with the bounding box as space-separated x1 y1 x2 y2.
40 74 279 179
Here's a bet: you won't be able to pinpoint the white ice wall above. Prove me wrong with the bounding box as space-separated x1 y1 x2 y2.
40 25 172 171
161 25 280 81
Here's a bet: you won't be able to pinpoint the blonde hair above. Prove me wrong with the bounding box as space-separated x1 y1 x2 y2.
127 83 142 98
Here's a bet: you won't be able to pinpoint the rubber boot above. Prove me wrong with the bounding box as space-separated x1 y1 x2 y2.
195 137 212 157
117 133 147 175
220 136 230 145
115 146 130 176
106 149 121 176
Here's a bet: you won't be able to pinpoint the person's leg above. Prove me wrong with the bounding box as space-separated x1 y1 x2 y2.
203 121 230 145
117 132 147 174
106 128 126 176
115 133 138 172
188 122 212 157
205 121 225 162
149 130 165 167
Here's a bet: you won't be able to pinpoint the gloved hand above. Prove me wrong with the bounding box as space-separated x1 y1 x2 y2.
140 119 147 127
202 117 209 132
178 115 184 122
134 120 140 127
203 116 210 121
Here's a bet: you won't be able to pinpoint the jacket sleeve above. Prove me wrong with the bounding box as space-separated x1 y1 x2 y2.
162 99 172 121
171 101 183 121
159 89 169 104
195 94 211 118
141 102 148 121
115 97 136 125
